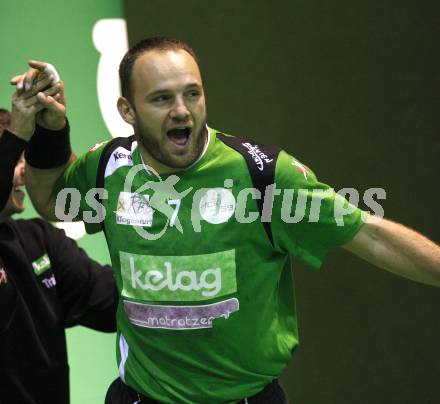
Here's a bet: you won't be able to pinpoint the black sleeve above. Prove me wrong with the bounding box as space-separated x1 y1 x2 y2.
42 222 118 332
0 131 27 211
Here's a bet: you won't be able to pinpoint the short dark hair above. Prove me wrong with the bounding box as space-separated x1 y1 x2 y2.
0 108 11 136
119 36 199 103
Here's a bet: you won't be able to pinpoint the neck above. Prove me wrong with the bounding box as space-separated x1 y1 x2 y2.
137 145 186 176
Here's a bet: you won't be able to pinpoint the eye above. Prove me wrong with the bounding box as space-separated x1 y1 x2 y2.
185 89 200 99
152 94 171 103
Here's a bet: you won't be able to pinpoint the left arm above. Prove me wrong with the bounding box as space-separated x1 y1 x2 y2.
343 214 440 286
44 222 118 332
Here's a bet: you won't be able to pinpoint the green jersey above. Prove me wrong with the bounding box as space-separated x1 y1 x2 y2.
56 127 364 403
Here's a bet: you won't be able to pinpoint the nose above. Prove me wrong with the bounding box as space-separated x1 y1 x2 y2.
169 96 190 121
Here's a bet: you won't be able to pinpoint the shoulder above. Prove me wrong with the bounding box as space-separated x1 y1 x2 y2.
213 128 281 170
215 129 280 155
7 218 66 262
12 217 66 242
63 136 136 188
12 217 53 233
213 128 315 180
275 150 318 189
75 139 112 167
71 136 135 170
98 135 137 179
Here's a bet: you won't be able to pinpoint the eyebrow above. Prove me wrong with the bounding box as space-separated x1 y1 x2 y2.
146 82 202 98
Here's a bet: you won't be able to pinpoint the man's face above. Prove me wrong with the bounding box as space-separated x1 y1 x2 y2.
0 156 26 219
128 49 207 171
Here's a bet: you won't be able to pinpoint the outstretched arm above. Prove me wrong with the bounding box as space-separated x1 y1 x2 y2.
343 214 440 287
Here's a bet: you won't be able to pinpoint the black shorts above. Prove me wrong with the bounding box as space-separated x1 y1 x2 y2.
105 377 288 404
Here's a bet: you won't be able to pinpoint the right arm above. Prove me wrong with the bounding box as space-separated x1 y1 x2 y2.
25 153 76 221
10 60 73 221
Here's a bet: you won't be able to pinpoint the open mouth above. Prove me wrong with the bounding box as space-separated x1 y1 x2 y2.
166 127 191 147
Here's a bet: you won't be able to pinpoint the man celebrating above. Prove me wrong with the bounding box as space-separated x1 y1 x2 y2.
12 37 440 403
0 80 117 402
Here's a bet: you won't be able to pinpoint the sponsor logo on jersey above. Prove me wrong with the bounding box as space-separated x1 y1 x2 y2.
116 192 153 227
123 298 239 330
199 188 235 224
242 142 274 171
104 146 134 178
120 249 237 302
32 254 51 276
113 151 132 162
41 274 57 289
291 159 308 180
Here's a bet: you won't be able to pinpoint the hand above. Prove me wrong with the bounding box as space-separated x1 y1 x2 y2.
9 73 62 141
10 60 66 132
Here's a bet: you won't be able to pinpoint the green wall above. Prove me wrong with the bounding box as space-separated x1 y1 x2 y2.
124 1 440 403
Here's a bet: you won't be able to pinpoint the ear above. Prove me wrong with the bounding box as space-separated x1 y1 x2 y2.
117 96 136 125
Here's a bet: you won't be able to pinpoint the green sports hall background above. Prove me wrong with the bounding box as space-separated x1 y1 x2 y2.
1 0 439 402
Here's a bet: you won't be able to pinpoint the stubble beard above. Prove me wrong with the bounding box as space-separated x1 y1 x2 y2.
136 121 208 170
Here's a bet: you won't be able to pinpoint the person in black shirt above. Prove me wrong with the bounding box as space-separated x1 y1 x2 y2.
0 107 118 404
